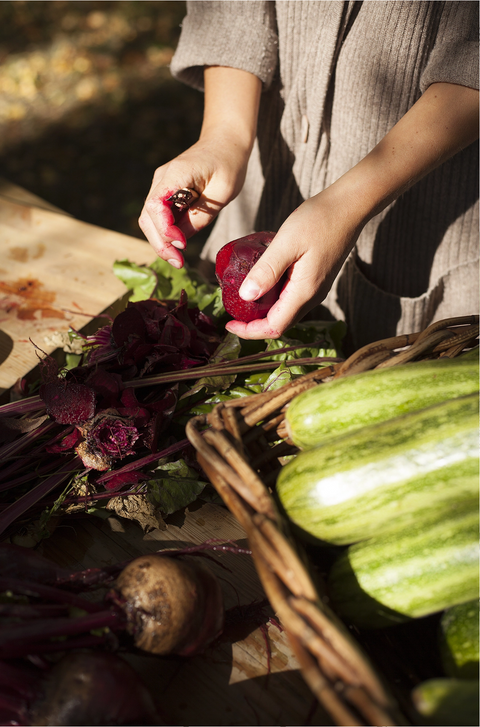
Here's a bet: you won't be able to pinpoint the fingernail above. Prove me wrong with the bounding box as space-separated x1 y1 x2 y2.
168 258 182 269
171 240 185 249
239 278 260 301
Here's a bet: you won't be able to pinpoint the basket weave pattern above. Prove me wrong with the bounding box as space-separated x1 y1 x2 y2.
186 316 479 726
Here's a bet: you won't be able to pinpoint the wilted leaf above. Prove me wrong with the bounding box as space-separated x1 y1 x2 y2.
147 459 207 515
106 493 166 532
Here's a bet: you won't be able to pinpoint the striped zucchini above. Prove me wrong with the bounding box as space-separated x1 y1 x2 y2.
327 500 479 629
284 357 479 449
276 394 479 545
439 599 479 679
412 678 479 726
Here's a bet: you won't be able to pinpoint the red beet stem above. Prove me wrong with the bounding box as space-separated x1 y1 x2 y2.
0 460 61 493
0 632 112 660
122 352 341 390
0 610 124 658
164 541 252 558
55 563 124 591
0 544 75 587
0 395 44 417
0 603 69 619
96 438 189 484
0 538 122 594
0 424 78 486
0 577 103 613
0 455 82 536
0 420 57 464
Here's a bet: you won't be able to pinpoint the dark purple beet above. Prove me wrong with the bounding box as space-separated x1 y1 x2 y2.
215 232 285 323
29 651 161 726
0 650 162 726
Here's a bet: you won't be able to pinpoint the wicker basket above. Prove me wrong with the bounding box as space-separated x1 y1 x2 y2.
186 316 479 727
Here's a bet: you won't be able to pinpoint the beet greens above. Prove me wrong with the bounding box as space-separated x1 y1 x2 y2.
0 257 344 541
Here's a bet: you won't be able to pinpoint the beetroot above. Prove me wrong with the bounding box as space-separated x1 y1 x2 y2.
0 650 162 726
215 232 285 323
109 554 224 656
0 548 225 662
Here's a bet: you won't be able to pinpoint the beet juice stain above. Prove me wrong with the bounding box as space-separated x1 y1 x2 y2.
0 278 65 320
8 243 46 263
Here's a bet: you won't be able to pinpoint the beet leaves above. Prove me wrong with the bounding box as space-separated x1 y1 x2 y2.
0 257 344 542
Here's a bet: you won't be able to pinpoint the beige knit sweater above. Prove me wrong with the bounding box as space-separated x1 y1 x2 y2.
171 1 479 350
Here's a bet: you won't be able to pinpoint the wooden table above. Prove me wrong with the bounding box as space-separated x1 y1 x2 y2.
1 181 329 725
0 177 156 399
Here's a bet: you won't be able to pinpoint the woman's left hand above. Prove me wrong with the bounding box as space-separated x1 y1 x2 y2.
225 187 363 339
226 82 479 340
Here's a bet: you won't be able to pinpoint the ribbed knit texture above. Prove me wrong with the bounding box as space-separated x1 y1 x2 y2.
171 1 279 88
171 0 479 350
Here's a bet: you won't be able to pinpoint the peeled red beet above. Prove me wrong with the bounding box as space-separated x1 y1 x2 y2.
215 232 285 323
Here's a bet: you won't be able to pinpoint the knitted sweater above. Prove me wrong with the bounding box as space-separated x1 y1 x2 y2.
171 1 479 350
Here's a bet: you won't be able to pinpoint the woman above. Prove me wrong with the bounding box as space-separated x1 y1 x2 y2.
139 1 479 352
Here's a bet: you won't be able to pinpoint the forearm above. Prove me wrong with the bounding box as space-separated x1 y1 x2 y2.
139 65 262 263
327 82 479 226
201 66 262 156
232 82 478 339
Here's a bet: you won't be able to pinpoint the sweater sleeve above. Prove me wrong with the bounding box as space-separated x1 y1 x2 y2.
169 0 279 91
420 1 479 92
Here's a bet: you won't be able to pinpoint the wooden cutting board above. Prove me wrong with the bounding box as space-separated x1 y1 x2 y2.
0 181 157 397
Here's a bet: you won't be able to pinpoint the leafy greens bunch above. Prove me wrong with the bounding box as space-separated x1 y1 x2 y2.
0 257 345 542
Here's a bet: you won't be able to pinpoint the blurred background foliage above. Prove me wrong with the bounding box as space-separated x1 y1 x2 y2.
0 1 207 261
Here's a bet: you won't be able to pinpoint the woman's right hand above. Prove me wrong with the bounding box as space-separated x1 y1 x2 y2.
138 136 250 267
138 66 262 267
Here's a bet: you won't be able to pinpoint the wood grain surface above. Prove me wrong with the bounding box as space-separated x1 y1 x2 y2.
0 182 156 395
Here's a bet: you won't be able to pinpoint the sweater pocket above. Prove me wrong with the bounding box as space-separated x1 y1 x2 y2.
333 254 479 354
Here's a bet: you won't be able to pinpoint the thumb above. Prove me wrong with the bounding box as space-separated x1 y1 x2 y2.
176 191 223 240
238 233 292 302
